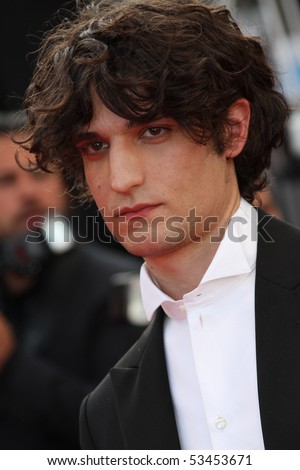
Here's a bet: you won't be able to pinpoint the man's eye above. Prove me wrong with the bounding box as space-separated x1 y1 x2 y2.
90 141 107 152
77 140 109 156
148 127 163 136
143 127 170 138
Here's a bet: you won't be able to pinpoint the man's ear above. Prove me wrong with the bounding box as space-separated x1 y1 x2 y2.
225 98 251 158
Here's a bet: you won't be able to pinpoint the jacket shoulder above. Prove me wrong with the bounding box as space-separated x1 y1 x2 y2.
80 373 124 450
257 211 300 289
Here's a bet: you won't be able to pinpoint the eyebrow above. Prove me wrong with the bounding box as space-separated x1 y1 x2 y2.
74 131 100 144
125 118 169 130
74 118 169 143
74 121 136 143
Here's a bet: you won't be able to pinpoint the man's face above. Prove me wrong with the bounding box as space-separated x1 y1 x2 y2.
0 134 68 240
78 94 240 259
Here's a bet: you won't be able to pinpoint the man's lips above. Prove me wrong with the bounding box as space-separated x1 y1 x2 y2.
117 204 161 219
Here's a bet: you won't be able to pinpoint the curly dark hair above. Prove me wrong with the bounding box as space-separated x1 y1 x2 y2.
21 0 289 201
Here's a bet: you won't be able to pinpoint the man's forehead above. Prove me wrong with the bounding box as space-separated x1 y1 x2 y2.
88 88 160 134
80 106 149 138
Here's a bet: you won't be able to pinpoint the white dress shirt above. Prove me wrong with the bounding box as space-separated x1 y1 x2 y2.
140 198 265 450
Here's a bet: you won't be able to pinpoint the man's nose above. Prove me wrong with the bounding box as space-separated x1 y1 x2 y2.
109 140 144 194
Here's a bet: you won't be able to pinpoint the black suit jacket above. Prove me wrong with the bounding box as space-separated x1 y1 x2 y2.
80 211 300 450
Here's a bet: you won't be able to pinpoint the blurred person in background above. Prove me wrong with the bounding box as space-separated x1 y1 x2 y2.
0 112 144 449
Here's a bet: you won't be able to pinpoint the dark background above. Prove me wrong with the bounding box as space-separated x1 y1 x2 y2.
0 1 76 111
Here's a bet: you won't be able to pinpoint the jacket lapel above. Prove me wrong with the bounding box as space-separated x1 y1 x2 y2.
110 308 181 450
255 210 300 449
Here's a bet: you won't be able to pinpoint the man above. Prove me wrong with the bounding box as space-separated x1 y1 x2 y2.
0 116 143 449
20 0 298 450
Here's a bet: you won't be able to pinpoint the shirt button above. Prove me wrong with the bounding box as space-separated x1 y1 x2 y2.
178 305 186 313
215 417 227 430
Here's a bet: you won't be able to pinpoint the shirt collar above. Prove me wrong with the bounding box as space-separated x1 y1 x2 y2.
140 198 258 321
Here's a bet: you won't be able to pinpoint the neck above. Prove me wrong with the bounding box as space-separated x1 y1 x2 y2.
144 194 241 300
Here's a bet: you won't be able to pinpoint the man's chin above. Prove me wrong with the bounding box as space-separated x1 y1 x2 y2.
118 237 182 260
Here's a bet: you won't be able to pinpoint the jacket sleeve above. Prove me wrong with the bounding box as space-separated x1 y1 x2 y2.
79 374 126 450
